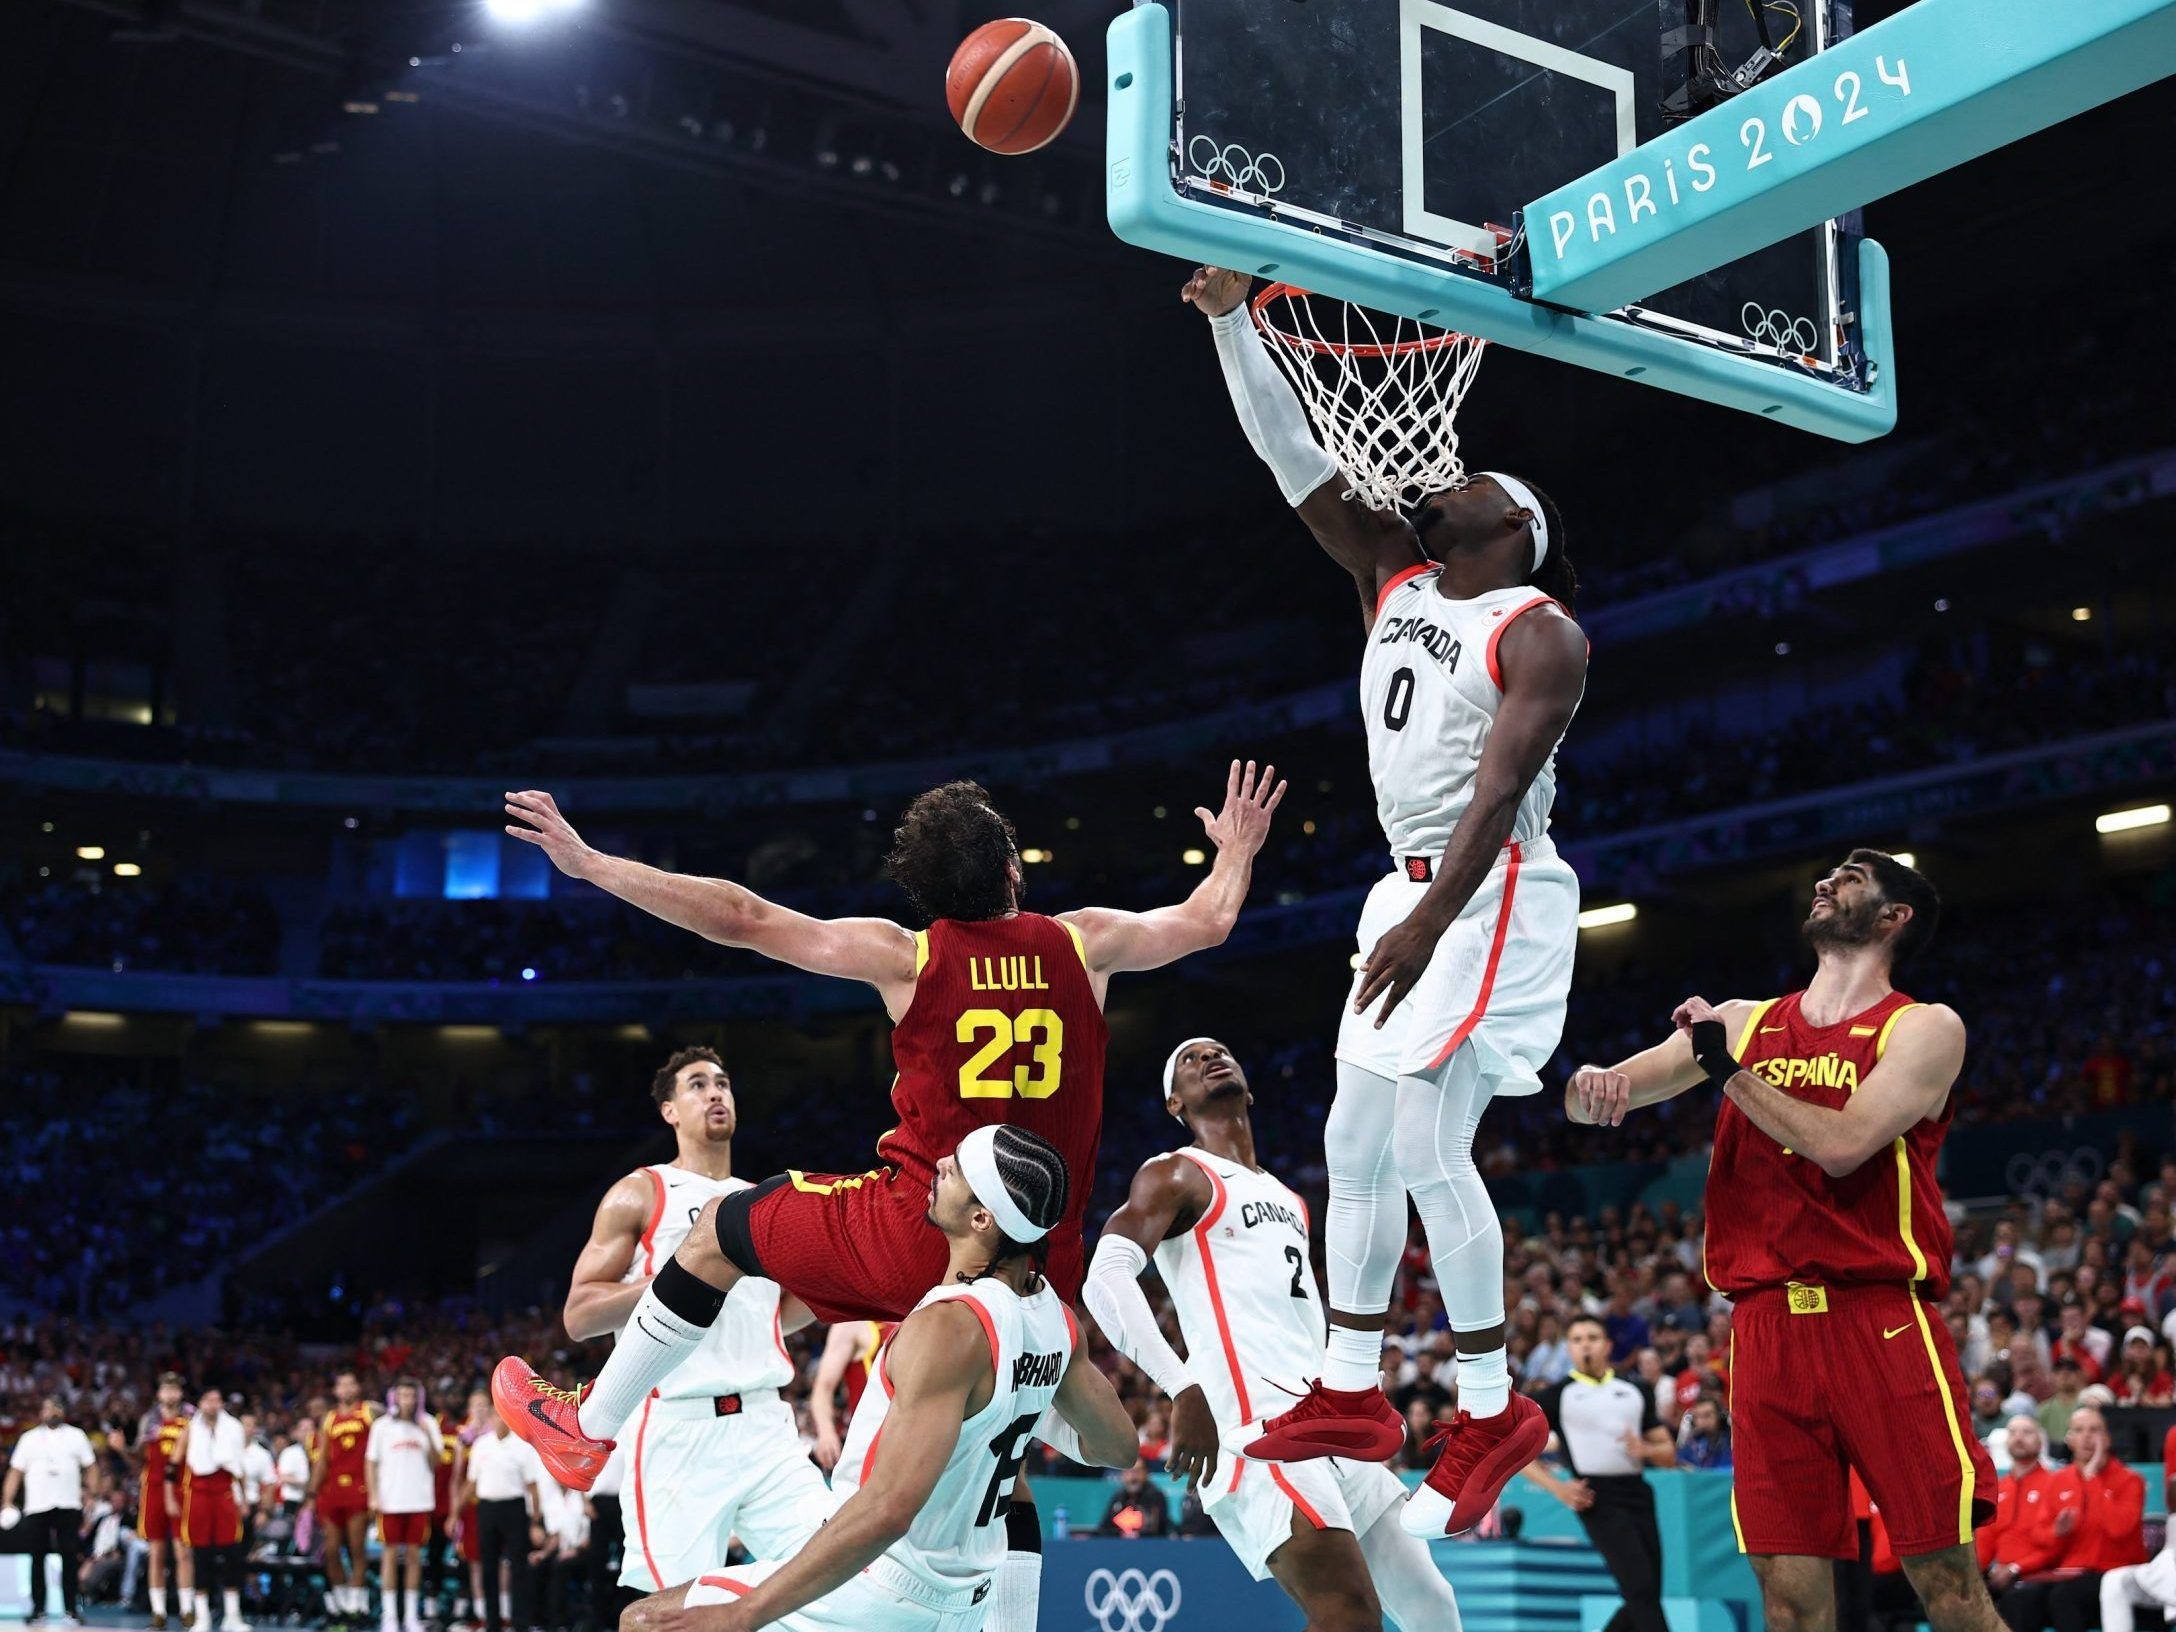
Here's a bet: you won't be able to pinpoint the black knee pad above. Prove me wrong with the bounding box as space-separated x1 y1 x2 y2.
712 1173 788 1278
1004 1502 1041 1556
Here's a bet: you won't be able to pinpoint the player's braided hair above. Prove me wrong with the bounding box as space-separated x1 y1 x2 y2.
884 780 1019 924
650 1045 725 1105
960 1125 1071 1285
1505 473 1578 612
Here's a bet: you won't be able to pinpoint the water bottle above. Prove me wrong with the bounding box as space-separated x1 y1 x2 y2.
1051 1506 1071 1542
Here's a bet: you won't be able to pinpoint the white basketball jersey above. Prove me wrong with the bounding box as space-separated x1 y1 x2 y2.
623 1164 792 1398
1151 1149 1325 1433
829 1279 1076 1594
1363 568 1579 857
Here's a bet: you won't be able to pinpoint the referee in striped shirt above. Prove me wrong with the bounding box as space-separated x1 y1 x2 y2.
1521 1314 1679 1632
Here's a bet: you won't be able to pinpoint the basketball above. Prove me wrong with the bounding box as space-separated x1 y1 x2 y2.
946 18 1078 155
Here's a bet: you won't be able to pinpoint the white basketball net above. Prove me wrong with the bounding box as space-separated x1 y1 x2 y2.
1251 286 1487 514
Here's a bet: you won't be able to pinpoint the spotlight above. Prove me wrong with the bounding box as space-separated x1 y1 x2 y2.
76 845 105 860
1889 851 1917 870
1577 902 1637 930
1182 848 1206 866
521 966 538 981
113 863 143 878
2097 804 2170 835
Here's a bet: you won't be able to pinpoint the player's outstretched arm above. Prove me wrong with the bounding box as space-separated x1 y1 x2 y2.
1563 1002 1752 1127
1062 759 1285 989
1353 607 1588 1025
1184 267 1425 624
1083 1156 1221 1487
1679 997 1966 1177
630 1305 982 1632
561 1172 656 1343
504 790 918 1005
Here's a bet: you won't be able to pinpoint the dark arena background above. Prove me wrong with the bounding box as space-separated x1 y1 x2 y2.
1 3 2172 1632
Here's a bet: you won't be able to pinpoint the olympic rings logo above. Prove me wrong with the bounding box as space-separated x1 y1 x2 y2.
1741 304 1821 354
1186 136 1286 196
2005 1147 2106 1199
1083 1567 1184 1632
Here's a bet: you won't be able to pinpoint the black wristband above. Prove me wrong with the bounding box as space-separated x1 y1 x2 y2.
1690 1019 1740 1088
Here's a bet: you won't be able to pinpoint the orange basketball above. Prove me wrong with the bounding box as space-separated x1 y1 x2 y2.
946 19 1079 156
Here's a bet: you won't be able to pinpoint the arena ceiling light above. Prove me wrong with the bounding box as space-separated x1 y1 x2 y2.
1890 851 1917 870
2097 803 2171 835
1181 847 1207 866
112 862 142 877
75 844 104 860
483 0 581 25
1577 902 1638 930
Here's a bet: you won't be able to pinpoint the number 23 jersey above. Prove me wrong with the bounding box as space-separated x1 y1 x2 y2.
881 911 1107 1255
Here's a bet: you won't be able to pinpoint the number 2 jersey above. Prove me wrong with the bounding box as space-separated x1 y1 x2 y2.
1363 565 1580 857
881 912 1107 1294
827 1278 1077 1598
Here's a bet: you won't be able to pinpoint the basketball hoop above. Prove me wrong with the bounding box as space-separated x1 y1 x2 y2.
1250 283 1487 514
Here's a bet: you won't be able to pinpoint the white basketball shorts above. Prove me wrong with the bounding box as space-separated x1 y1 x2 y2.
1204 1450 1408 1581
1334 834 1578 1088
685 1556 987 1632
619 1391 830 1592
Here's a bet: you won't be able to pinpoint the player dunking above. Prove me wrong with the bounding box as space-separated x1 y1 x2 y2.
1187 266 1586 1533
1085 1039 1464 1632
493 763 1282 1625
559 1047 828 1595
1568 851 2003 1632
621 1126 1139 1632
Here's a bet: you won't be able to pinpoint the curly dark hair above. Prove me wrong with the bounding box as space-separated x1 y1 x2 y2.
650 1045 726 1105
883 780 1019 924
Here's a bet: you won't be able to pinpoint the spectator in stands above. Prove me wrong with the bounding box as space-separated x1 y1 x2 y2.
2105 1328 2174 1405
1981 1222 2048 1293
1524 1312 1572 1387
2050 1300 2109 1380
78 1484 148 1609
1989 1407 2145 1632
1968 1380 2008 1448
1096 1461 1169 1539
2037 1359 2086 1442
1675 1398 1731 1471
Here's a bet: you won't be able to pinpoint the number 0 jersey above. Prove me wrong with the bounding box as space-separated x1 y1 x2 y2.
828 1279 1077 1596
880 912 1107 1258
1151 1148 1324 1438
1363 566 1580 857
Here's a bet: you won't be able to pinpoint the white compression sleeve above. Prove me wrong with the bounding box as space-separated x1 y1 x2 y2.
1208 304 1342 506
1082 1234 1194 1399
1324 1060 1405 1317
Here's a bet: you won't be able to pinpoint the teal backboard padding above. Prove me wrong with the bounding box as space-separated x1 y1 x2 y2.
1530 0 2176 312
1105 3 1896 443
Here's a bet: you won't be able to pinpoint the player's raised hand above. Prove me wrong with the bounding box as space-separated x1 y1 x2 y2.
1181 265 1251 318
1671 995 1721 1034
1567 1065 1632 1127
1196 758 1286 860
505 790 598 881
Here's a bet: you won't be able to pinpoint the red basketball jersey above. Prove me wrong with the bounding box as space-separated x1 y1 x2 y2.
879 912 1107 1245
841 1322 897 1415
1704 989 1957 1299
320 1404 375 1498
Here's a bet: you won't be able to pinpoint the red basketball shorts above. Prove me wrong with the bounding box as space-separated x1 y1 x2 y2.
456 1503 480 1564
718 1167 1083 1325
316 1482 368 1529
138 1477 178 1543
181 1475 242 1549
379 1512 430 1548
1728 1283 1995 1560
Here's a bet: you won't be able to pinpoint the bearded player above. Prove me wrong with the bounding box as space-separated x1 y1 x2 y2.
559 1047 827 1595
1086 1039 1464 1632
1568 851 2003 1632
494 762 1283 1624
1188 266 1584 1533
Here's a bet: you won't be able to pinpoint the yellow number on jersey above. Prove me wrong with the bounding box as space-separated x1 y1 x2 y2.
956 1008 1066 1099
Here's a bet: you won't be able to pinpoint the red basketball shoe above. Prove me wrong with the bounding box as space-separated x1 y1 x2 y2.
1241 1381 1405 1463
491 1358 614 1492
1399 1392 1550 1538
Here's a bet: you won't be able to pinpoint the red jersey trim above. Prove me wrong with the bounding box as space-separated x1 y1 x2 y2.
1374 561 1436 622
1483 594 1560 690
1174 1152 1253 1424
639 1167 667 1277
697 1576 754 1598
1425 843 1523 1070
952 1295 1002 1374
1271 1466 1328 1528
631 1398 665 1588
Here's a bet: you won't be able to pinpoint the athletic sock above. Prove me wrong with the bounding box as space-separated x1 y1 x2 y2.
153 1587 169 1616
992 1505 1041 1632
1454 1345 1511 1419
577 1259 728 1438
179 1588 196 1616
224 1588 243 1624
1323 1323 1386 1394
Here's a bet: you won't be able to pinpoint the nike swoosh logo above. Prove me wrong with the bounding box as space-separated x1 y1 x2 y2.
526 1400 558 1429
1883 1323 1912 1340
634 1316 663 1344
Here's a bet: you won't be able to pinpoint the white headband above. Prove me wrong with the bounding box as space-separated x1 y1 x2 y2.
957 1124 1048 1244
1479 471 1550 573
1161 1037 1220 1096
